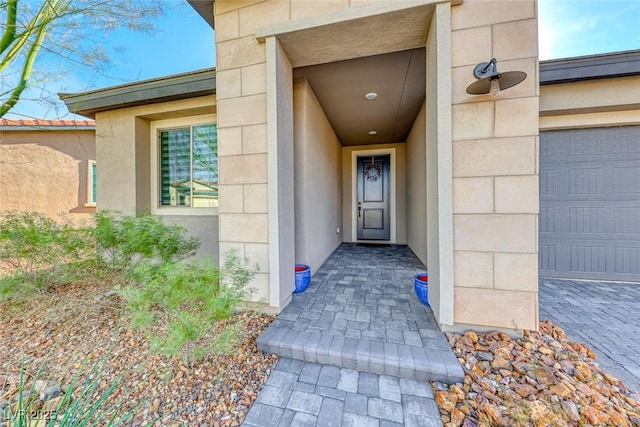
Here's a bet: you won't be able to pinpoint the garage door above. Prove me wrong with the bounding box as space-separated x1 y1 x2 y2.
539 126 640 281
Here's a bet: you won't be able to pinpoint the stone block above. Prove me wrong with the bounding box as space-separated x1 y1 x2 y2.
216 68 242 100
243 183 268 213
452 26 491 67
494 252 538 292
213 9 239 42
495 97 539 138
217 94 267 128
452 101 494 141
451 0 535 30
242 63 267 96
453 177 494 214
219 153 267 184
495 175 539 213
218 184 243 213
454 214 537 253
291 0 349 19
244 242 269 273
238 0 290 36
454 287 538 330
493 18 538 61
217 36 265 70
219 213 268 243
286 390 323 415
242 123 268 154
454 251 493 288
453 136 536 177
217 126 242 156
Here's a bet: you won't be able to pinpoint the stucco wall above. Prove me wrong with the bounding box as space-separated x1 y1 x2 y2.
449 0 539 331
94 95 219 261
406 102 427 265
540 75 640 130
341 143 407 245
0 130 95 222
293 79 342 273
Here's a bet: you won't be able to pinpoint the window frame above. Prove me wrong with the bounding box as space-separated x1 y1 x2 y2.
150 115 218 216
85 159 97 207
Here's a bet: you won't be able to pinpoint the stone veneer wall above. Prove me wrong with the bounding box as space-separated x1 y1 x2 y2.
449 0 540 331
214 0 540 329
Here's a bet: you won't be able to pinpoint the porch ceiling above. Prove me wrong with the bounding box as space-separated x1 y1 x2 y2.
293 48 426 146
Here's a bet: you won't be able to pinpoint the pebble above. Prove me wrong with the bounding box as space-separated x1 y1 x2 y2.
435 321 640 426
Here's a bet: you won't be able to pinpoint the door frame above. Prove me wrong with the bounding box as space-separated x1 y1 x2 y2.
351 148 396 243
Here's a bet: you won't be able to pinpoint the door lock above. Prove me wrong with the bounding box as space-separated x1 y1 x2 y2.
358 202 362 217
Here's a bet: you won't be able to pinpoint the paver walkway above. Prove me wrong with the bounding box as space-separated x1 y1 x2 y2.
539 278 640 392
242 358 442 427
257 244 463 384
245 244 461 426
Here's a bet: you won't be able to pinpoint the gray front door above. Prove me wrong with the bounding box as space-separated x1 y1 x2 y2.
539 126 640 281
357 154 391 240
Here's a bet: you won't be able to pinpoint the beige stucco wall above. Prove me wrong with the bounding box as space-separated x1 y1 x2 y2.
95 95 219 262
0 129 95 222
540 75 640 130
293 79 343 273
341 143 407 245
449 0 539 332
406 102 427 265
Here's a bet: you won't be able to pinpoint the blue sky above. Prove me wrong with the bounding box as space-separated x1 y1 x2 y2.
5 0 640 120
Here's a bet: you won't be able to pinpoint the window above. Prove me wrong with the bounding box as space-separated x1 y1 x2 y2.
159 124 218 208
86 160 96 206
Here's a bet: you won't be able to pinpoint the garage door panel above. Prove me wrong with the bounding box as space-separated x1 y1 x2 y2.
540 126 640 281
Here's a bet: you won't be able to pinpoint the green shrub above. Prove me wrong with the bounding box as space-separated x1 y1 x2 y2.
0 212 95 300
121 251 255 364
94 211 200 274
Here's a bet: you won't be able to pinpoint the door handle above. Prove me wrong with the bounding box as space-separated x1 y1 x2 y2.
358 202 362 217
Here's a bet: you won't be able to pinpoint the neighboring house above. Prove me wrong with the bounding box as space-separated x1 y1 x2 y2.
62 0 541 334
0 119 96 222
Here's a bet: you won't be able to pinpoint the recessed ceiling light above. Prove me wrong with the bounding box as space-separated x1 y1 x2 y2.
368 130 377 136
365 92 378 100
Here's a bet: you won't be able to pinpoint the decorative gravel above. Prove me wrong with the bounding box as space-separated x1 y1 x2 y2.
0 281 277 426
435 321 640 427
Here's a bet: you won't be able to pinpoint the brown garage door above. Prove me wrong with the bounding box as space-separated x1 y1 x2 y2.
539 126 640 281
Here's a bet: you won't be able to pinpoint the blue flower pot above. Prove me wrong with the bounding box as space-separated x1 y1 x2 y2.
414 272 429 307
294 264 311 294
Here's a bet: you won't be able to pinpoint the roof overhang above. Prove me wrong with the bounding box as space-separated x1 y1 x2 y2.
187 0 214 29
540 50 640 85
60 68 216 119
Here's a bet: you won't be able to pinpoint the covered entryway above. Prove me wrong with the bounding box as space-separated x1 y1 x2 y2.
539 126 640 281
259 1 455 327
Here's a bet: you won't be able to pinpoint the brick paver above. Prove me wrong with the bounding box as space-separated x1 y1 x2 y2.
539 278 640 392
243 359 443 427
257 244 464 384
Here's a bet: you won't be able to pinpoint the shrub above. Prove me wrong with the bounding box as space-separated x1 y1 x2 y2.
120 251 255 364
0 212 94 300
94 211 200 274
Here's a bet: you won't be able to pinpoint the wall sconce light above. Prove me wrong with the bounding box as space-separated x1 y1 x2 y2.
466 58 527 95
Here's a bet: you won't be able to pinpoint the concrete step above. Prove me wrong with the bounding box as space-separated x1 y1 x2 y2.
257 325 465 384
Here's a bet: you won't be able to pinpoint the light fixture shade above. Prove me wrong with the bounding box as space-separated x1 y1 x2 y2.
466 70 527 95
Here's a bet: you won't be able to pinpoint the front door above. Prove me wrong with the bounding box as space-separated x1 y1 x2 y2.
357 154 391 240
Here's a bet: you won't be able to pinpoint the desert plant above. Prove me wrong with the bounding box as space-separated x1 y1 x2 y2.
120 251 255 364
94 211 200 274
2 360 133 426
0 212 95 300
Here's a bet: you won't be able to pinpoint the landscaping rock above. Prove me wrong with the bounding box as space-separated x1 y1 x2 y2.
434 321 640 426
